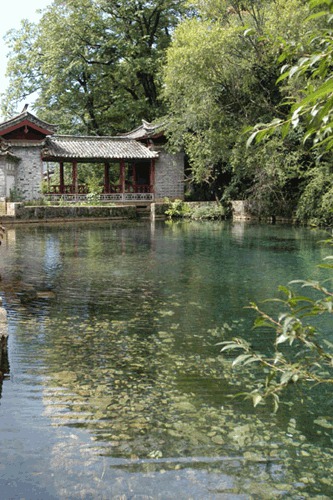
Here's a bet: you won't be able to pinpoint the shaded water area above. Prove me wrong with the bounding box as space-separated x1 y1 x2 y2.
0 220 332 499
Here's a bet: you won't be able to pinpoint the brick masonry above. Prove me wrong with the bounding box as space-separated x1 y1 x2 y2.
12 145 43 200
0 158 17 199
0 164 5 198
155 150 184 201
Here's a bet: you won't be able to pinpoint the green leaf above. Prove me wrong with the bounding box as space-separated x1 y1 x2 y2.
276 333 290 345
232 354 254 367
220 341 244 352
280 371 294 385
281 121 291 139
306 10 331 22
276 71 290 84
253 316 275 329
252 393 263 407
246 130 260 148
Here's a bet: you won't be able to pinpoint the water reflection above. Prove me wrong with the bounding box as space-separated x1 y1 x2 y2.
0 336 9 399
0 221 332 498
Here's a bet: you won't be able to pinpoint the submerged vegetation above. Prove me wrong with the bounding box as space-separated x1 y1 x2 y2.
219 244 333 411
1 222 332 497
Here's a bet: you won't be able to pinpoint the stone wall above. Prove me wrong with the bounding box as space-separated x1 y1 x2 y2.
5 203 138 221
0 158 17 199
0 163 6 198
231 200 255 220
11 145 43 200
2 143 185 202
150 202 169 220
0 200 6 216
155 150 184 201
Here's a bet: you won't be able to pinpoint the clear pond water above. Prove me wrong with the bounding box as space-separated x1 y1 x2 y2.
0 220 332 499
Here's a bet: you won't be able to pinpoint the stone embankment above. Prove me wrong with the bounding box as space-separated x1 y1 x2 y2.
231 200 296 223
1 200 296 224
0 202 169 223
4 203 137 222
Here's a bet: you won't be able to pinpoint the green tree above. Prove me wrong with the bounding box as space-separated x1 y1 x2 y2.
2 0 187 134
163 0 313 205
218 1 333 408
229 132 310 219
244 0 333 224
249 0 333 153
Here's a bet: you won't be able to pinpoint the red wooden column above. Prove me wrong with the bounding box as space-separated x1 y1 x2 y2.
72 160 78 194
59 162 65 194
150 159 155 193
104 162 110 193
120 159 126 193
132 162 137 192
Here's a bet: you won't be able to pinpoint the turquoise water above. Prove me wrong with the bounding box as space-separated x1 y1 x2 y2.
0 220 332 498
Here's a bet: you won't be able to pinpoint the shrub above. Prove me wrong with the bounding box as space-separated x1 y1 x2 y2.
165 199 227 220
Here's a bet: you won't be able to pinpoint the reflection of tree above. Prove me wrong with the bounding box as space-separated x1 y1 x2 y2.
0 224 5 246
0 224 9 400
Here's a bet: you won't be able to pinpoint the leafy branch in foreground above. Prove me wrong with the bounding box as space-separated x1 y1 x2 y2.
219 243 333 411
247 0 333 153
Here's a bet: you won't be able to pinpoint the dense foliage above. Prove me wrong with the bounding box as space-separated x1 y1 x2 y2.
2 0 187 134
163 0 333 222
164 198 228 219
1 0 333 223
247 0 333 224
163 1 309 207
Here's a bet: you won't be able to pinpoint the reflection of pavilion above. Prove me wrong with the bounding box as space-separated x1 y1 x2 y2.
0 110 184 203
0 307 9 399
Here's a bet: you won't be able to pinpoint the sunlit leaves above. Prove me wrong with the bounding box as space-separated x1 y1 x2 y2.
248 0 333 154
163 0 312 194
1 0 187 133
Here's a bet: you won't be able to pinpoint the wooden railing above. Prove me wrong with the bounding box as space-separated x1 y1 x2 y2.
44 193 155 202
48 184 153 195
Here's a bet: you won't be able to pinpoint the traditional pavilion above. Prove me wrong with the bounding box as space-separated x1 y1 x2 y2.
0 110 184 202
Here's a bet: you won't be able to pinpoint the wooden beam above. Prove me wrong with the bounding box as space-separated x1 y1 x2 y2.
0 119 54 137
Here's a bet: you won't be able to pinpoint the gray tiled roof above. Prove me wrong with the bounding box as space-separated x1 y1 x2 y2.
42 135 159 161
0 111 57 134
121 119 165 140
